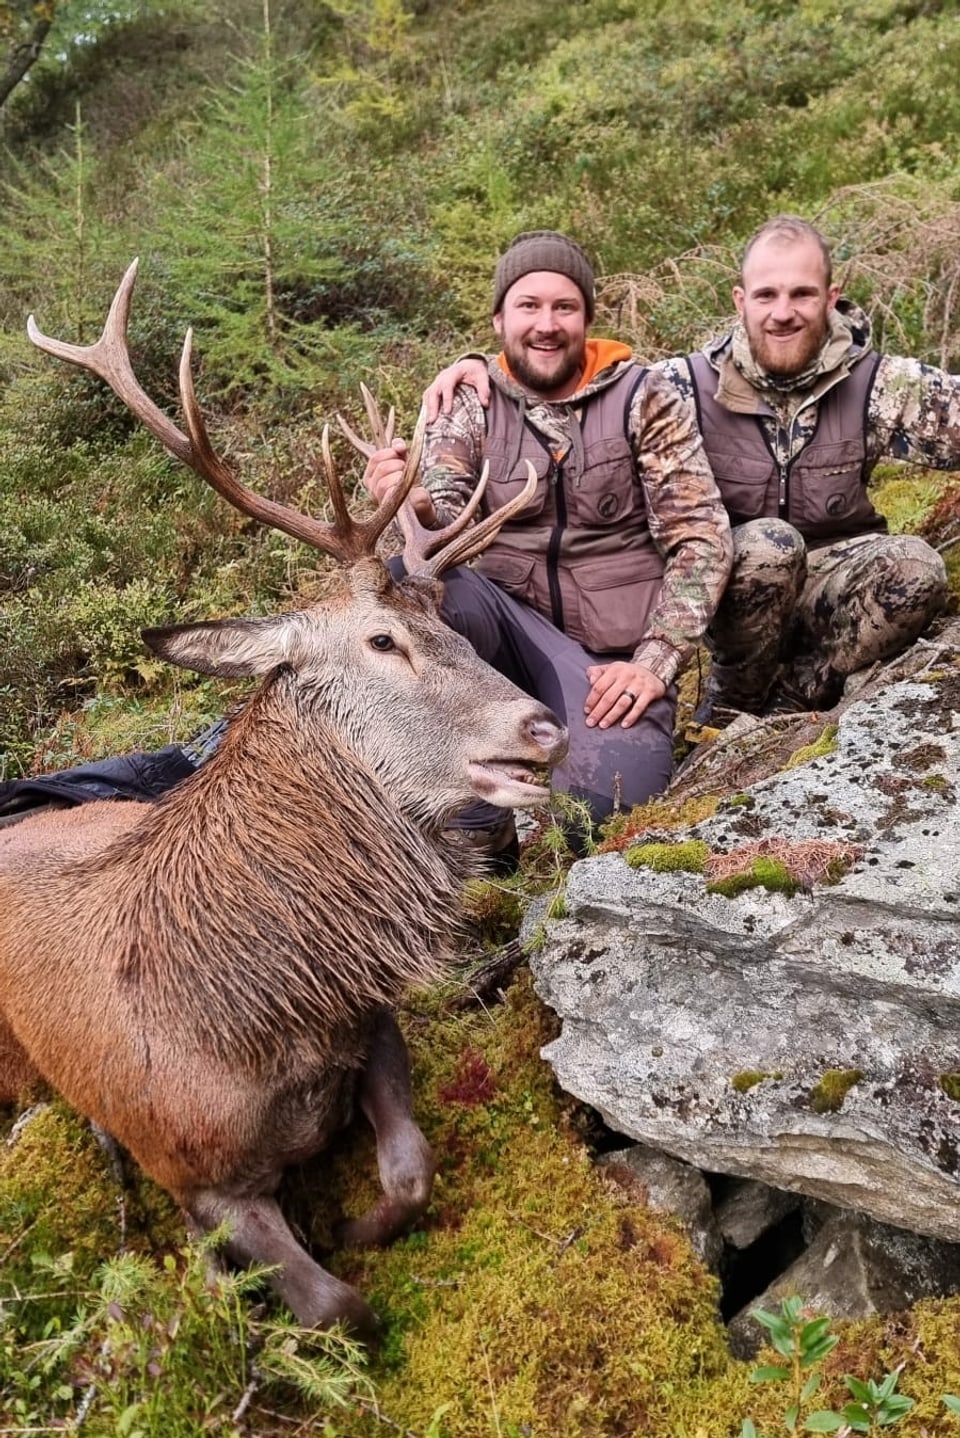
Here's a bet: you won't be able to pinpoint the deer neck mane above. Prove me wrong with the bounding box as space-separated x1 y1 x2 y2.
84 683 472 1074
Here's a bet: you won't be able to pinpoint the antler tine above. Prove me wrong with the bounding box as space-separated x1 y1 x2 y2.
361 382 395 448
335 411 375 458
177 337 359 559
396 460 491 573
29 259 362 564
27 258 194 468
320 423 356 534
400 461 539 580
328 397 426 562
357 405 426 551
336 384 396 458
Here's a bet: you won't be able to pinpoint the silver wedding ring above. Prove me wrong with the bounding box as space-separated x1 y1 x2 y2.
623 689 637 703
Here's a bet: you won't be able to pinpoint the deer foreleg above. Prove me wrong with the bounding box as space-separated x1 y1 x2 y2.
187 1188 378 1336
0 1016 44 1104
337 1006 435 1248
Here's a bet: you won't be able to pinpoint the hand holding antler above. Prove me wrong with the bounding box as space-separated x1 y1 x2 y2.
364 439 437 526
338 385 537 582
340 385 437 526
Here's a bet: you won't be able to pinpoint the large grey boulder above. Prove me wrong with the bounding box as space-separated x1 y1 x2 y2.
526 628 960 1243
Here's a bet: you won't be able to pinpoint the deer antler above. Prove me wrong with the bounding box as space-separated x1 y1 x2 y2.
26 260 415 566
336 382 396 456
395 462 538 579
336 385 538 580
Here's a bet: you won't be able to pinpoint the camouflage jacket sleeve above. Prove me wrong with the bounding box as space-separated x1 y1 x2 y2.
868 355 960 469
628 367 733 685
419 387 488 525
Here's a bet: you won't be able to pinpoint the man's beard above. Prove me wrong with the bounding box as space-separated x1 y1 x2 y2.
503 336 584 397
747 315 828 379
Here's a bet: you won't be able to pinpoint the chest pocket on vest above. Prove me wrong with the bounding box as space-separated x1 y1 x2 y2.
567 438 643 529
790 439 869 537
705 446 776 524
481 455 550 522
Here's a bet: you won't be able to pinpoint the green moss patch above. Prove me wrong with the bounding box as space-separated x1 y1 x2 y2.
706 857 800 898
625 839 709 874
599 794 720 851
730 1070 782 1093
784 723 839 770
809 1069 864 1114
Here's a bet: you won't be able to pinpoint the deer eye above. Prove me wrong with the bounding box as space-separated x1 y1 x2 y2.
369 634 396 651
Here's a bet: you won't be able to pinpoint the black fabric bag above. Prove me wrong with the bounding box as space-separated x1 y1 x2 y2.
0 745 197 817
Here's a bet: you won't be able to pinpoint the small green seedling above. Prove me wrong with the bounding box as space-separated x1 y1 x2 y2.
741 1296 916 1435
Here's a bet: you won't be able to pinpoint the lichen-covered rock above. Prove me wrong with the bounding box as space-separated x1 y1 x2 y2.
526 626 960 1244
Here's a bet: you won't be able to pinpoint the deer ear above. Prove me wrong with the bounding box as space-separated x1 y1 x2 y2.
142 615 301 678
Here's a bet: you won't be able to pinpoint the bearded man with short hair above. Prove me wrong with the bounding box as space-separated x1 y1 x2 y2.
364 230 734 853
427 215 951 725
663 214 949 721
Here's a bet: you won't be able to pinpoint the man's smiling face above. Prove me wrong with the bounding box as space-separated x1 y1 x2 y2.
494 272 588 400
734 234 841 378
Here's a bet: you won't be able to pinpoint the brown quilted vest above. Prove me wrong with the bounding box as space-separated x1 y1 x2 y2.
687 350 886 544
473 366 665 655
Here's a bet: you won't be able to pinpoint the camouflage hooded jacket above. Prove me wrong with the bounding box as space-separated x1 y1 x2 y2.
420 341 733 687
660 301 960 524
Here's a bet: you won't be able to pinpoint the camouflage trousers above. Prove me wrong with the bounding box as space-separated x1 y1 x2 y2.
704 519 948 712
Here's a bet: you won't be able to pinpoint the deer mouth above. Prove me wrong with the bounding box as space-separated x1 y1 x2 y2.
467 760 551 805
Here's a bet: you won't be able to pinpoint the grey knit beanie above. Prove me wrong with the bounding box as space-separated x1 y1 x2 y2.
492 230 596 320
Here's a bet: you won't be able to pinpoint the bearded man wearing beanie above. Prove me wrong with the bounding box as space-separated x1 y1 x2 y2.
422 217 953 735
0 230 732 867
362 230 733 854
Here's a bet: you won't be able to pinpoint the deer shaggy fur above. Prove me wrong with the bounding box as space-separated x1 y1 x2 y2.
0 539 566 1335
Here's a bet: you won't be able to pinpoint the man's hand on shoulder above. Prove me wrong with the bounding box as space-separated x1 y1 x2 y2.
584 661 667 729
362 437 437 525
423 357 492 422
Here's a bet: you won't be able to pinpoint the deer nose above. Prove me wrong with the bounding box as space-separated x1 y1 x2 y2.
526 712 569 761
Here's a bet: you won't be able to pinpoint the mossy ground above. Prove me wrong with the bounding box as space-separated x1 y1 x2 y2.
299 975 729 1436
4 981 959 1436
0 1102 181 1324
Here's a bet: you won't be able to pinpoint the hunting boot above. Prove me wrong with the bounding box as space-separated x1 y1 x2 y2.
690 660 777 731
443 808 520 876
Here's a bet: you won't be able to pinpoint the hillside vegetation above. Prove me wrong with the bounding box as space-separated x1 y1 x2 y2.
1 0 959 769
1 2 960 1435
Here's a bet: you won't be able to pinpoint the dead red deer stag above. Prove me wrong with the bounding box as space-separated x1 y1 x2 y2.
0 259 567 1336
